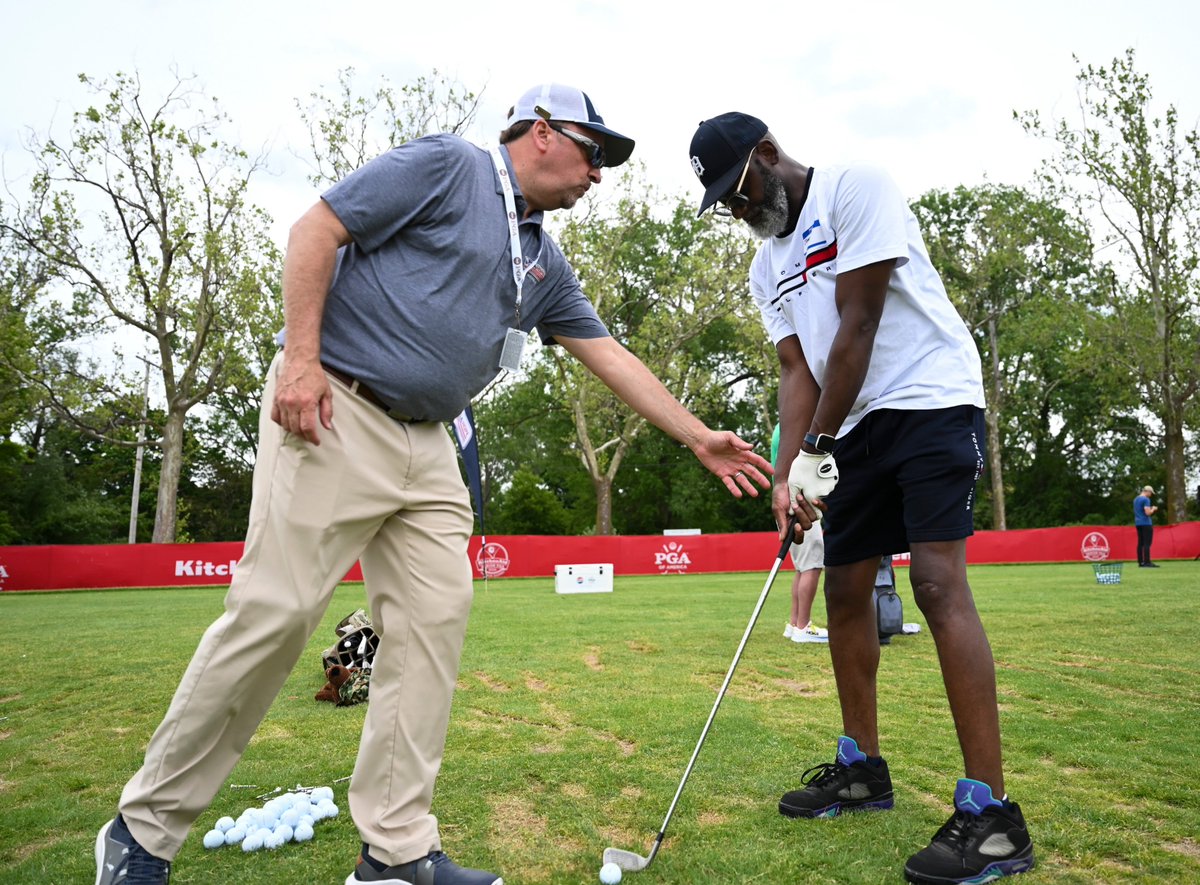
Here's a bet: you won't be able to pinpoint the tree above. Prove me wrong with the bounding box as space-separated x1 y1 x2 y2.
546 171 768 533
911 184 1095 529
1018 49 1200 523
0 70 282 541
295 67 483 188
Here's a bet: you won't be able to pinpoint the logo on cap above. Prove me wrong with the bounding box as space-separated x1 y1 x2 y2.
690 156 705 178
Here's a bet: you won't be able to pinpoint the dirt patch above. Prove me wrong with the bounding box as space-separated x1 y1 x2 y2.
473 671 511 692
1165 839 1200 858
584 648 604 671
524 673 549 692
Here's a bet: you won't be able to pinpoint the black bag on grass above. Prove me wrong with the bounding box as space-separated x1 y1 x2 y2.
874 557 903 641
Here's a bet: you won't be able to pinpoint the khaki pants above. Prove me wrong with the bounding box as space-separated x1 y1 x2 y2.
120 352 475 866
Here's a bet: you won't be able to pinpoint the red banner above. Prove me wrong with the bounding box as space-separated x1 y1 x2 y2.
1 524 1197 592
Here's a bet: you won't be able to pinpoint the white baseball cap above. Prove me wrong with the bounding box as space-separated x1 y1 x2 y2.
508 83 635 167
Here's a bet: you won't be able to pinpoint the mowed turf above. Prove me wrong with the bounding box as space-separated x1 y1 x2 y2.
1 561 1198 883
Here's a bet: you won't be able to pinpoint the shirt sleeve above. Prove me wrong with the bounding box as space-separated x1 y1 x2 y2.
321 135 450 254
750 249 796 345
830 166 911 274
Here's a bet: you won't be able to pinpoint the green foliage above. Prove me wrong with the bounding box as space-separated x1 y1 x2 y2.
0 70 282 542
490 468 574 535
295 67 482 187
1018 48 1200 522
2 565 1198 882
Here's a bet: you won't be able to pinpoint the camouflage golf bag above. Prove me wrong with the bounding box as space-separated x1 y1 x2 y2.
315 609 378 706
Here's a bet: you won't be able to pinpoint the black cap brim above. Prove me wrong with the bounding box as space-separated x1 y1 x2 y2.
697 156 750 216
584 123 635 168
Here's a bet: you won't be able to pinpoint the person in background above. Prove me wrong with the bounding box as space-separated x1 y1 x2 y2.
689 111 1033 884
94 84 773 885
1134 485 1159 568
772 422 828 643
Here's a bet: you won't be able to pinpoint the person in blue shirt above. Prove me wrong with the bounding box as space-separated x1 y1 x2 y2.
1134 485 1159 567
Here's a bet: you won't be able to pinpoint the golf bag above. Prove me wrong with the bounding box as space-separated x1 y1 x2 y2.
316 609 378 707
874 557 904 642
321 608 380 671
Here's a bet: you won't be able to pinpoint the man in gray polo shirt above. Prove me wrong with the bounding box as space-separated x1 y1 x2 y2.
96 84 772 885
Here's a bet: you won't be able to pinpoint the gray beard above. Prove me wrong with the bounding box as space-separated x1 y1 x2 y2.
746 167 791 240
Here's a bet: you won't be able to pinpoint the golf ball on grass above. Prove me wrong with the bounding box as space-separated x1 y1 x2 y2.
202 829 224 849
599 861 622 884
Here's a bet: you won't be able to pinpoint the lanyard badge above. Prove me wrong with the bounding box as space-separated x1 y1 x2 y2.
489 146 536 373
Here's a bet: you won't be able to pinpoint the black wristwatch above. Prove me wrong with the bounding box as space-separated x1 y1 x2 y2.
803 432 836 455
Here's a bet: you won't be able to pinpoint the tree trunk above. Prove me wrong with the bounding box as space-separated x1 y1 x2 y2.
1164 409 1187 524
593 475 613 536
153 408 187 543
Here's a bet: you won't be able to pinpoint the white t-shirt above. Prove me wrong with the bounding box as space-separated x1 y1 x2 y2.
750 165 984 437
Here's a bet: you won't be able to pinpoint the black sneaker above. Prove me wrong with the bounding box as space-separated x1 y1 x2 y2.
95 815 172 885
345 844 503 885
779 735 894 818
904 779 1035 884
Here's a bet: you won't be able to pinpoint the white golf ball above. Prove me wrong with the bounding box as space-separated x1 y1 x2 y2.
242 832 264 852
293 822 315 843
224 826 246 846
202 829 225 849
600 861 622 884
214 815 236 833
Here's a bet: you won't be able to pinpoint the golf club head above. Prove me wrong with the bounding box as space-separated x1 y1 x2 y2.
603 847 652 871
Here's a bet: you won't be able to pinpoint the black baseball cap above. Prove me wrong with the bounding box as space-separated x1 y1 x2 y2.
688 112 768 216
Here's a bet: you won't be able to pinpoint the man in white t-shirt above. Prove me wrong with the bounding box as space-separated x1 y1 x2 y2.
687 112 1034 885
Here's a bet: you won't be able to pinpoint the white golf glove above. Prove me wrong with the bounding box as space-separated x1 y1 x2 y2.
787 451 839 513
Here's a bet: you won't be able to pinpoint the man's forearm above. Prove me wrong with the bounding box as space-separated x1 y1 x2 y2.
281 201 351 363
560 335 705 449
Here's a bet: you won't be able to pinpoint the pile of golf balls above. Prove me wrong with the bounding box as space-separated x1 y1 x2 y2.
201 787 339 852
599 861 623 884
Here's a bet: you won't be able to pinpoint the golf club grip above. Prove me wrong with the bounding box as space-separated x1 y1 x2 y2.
777 514 800 560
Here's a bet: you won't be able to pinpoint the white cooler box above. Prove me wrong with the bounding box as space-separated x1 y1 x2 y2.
554 563 614 594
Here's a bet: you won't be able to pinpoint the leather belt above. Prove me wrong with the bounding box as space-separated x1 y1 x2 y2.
322 364 421 423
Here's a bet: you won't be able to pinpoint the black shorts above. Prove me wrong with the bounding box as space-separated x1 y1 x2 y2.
821 405 985 567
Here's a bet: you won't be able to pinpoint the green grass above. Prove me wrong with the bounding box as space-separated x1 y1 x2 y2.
1 562 1198 883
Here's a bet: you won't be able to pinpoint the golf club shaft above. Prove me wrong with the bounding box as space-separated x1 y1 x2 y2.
650 517 799 845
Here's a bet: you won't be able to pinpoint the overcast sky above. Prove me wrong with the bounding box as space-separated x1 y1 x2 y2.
3 0 1199 241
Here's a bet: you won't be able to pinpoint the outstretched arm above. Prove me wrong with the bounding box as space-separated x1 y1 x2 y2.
557 335 772 498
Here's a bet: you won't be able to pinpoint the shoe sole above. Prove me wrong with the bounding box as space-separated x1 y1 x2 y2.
95 820 115 885
345 871 503 885
779 795 894 818
791 635 828 643
903 845 1035 884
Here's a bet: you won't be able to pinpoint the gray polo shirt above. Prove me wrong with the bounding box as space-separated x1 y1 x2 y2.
312 134 608 422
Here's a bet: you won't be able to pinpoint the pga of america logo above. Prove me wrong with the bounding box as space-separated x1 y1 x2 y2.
655 541 691 575
1080 531 1111 562
475 542 510 578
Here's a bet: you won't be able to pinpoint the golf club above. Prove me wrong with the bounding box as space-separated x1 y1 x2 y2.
603 514 801 873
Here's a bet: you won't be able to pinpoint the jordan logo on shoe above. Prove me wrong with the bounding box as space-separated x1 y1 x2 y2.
959 784 984 813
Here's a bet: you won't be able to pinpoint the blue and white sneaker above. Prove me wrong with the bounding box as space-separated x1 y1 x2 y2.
903 779 1035 883
95 815 171 884
778 735 894 818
